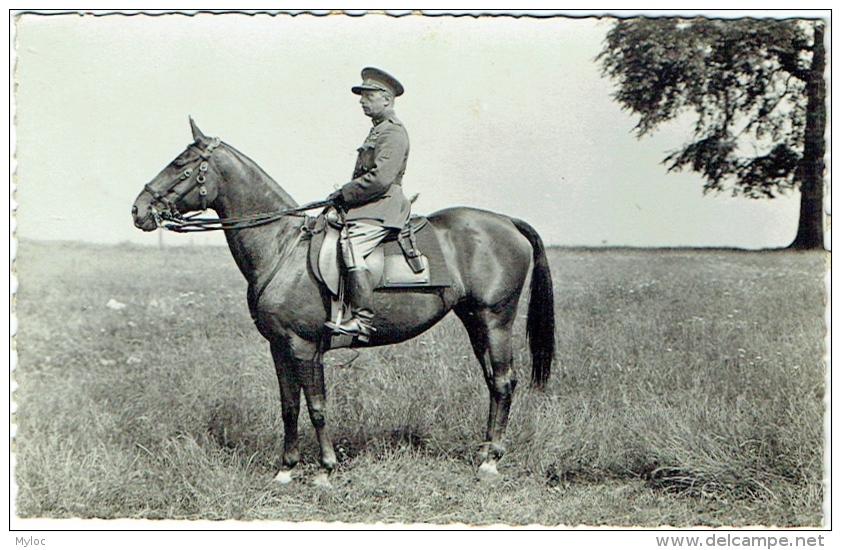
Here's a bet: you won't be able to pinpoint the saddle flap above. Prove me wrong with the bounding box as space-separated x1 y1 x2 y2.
317 227 341 296
382 255 430 286
312 221 384 296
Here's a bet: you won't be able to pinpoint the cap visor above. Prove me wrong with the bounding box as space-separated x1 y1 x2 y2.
352 84 386 95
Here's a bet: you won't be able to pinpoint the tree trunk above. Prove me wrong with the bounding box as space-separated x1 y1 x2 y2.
790 23 826 250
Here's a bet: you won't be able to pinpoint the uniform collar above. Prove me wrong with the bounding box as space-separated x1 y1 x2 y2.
371 109 395 127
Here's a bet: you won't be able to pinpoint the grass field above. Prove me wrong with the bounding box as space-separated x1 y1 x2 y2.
12 240 827 526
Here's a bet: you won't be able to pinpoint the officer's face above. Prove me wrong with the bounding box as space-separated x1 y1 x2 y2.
359 90 390 118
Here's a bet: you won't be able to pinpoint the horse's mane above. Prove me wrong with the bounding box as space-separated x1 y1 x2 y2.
222 141 299 208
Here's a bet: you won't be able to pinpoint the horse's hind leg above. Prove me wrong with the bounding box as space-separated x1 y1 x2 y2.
479 324 518 477
455 304 518 478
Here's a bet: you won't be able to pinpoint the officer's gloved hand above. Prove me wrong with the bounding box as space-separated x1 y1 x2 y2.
327 189 346 209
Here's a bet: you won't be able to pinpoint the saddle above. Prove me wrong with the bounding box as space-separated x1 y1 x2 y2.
307 213 451 296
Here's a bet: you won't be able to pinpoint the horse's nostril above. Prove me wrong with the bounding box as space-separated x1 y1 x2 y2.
132 205 138 216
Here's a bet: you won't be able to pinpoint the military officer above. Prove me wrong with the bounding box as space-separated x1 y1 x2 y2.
326 67 411 341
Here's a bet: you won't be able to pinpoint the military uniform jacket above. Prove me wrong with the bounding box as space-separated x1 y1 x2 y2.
339 110 411 229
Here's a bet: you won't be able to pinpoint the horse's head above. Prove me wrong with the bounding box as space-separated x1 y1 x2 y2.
132 118 224 231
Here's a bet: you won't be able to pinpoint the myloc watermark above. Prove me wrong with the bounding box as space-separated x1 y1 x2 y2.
14 537 46 547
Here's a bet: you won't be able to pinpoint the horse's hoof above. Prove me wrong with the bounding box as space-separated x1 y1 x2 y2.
477 461 501 482
273 469 295 485
313 472 333 489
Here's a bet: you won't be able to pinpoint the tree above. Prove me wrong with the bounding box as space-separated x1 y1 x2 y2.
598 17 826 249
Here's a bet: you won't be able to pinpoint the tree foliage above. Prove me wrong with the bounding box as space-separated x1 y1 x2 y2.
598 17 824 203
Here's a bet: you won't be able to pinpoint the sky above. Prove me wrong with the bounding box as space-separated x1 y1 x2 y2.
10 10 825 248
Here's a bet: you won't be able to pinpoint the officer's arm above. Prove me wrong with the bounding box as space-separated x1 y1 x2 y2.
340 126 408 205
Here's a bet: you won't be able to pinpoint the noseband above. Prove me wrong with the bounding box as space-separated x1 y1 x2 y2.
144 137 222 223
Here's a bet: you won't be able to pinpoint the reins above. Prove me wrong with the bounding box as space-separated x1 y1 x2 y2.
159 201 330 233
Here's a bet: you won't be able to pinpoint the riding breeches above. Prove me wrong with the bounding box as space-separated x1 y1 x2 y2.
340 221 391 271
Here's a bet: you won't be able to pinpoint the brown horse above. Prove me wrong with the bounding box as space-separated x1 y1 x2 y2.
132 119 555 485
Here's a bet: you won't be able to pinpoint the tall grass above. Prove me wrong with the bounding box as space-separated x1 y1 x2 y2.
12 242 826 525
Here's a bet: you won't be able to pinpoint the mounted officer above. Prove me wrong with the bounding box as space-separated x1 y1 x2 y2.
326 67 411 341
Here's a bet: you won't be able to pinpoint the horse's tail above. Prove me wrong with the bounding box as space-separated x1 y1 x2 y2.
511 217 555 388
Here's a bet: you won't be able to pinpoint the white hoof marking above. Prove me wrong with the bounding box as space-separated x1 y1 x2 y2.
313 472 333 489
274 470 294 485
478 462 500 477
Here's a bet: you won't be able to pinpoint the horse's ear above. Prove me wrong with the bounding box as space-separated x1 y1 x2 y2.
189 116 206 141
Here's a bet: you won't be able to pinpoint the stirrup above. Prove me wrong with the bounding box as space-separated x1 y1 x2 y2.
325 316 376 343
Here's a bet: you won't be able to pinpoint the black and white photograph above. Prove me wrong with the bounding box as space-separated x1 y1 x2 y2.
9 9 831 537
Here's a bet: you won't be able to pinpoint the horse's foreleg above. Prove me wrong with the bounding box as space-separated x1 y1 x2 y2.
300 359 338 486
271 343 302 484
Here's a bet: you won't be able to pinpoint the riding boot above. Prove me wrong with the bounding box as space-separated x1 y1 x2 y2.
332 268 376 342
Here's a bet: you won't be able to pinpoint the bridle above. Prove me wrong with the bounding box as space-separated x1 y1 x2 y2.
141 135 336 314
143 136 222 226
142 136 331 232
